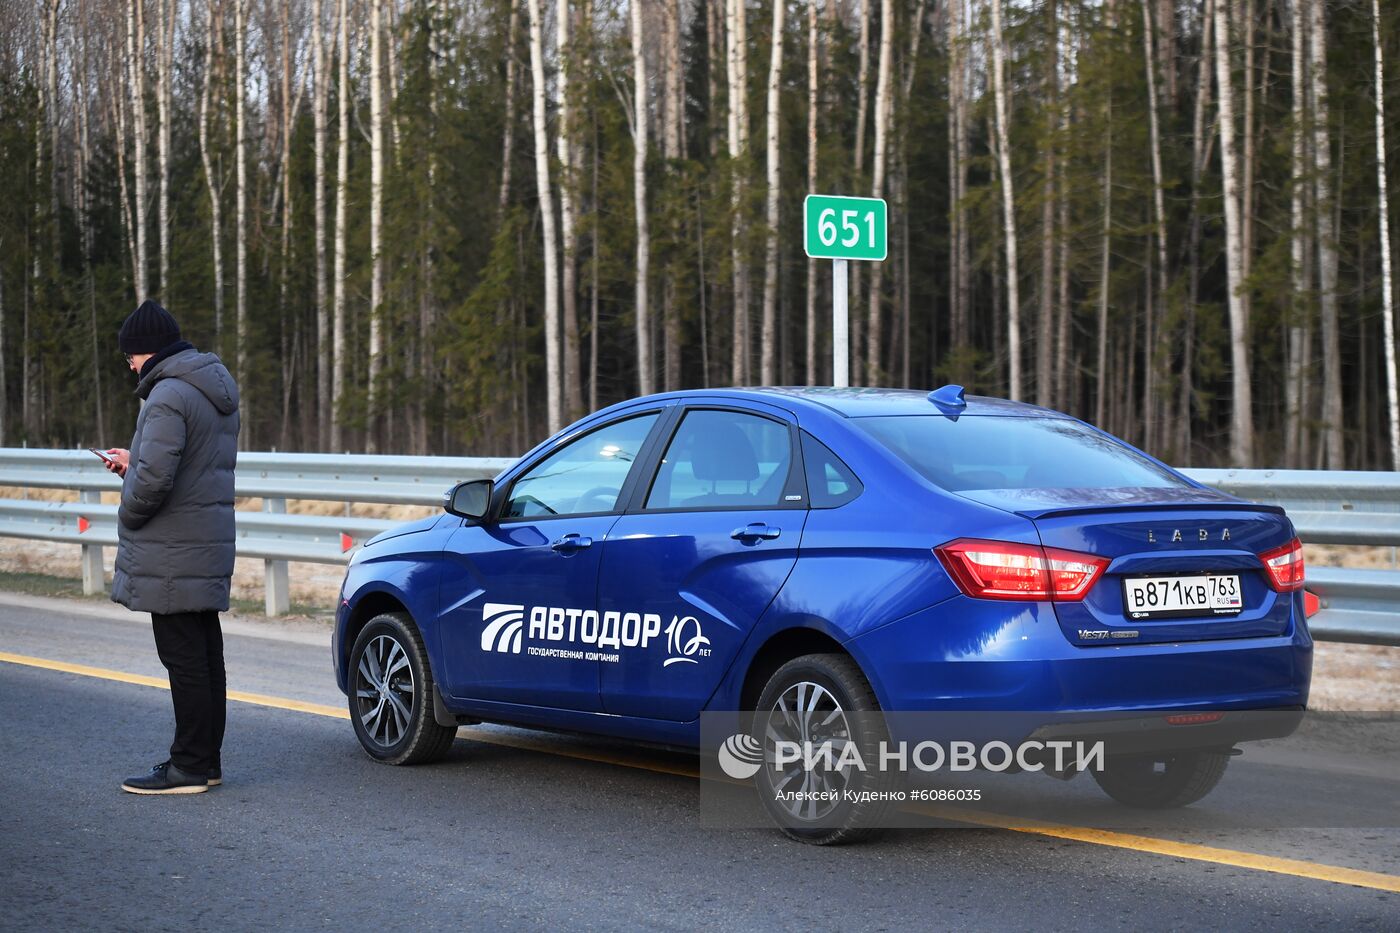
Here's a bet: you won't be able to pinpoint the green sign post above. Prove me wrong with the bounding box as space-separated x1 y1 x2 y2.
803 195 887 386
803 195 888 262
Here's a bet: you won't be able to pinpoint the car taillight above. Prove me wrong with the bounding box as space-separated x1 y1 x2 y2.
934 539 1109 602
1260 537 1305 591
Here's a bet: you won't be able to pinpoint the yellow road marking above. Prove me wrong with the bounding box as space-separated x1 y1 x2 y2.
3 649 1398 894
0 651 350 719
920 805 1400 894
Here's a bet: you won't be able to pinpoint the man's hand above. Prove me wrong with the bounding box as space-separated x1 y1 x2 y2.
104 448 130 478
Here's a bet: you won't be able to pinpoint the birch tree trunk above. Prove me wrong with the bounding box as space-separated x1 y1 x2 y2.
278 0 297 450
1286 0 1308 467
632 0 653 394
384 0 403 158
726 0 749 384
1240 0 1255 339
1180 0 1214 460
499 0 520 426
1373 0 1399 468
895 0 926 385
948 0 969 353
198 0 226 354
806 0 820 384
45 0 59 271
235 0 249 430
1141 0 1168 453
1096 109 1112 430
110 55 139 303
332 0 350 451
313 0 330 448
707 0 721 162
854 0 871 179
76 27 105 441
1214 0 1253 466
1052 5 1069 403
127 0 149 299
849 0 871 381
864 0 893 379
1307 0 1342 466
527 0 563 431
1055 143 1070 407
500 0 519 217
557 0 583 415
761 0 786 385
593 99 603 408
156 0 174 298
1158 0 1175 101
34 9 45 335
367 0 385 451
663 0 684 390
989 0 1021 400
1037 0 1057 408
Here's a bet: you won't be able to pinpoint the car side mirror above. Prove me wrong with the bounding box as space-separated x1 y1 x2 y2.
445 479 493 521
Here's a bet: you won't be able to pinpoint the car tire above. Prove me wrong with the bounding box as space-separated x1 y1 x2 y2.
752 653 893 845
1091 750 1230 809
348 612 457 765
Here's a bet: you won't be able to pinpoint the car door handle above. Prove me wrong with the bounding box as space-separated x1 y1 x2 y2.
550 533 594 552
731 523 781 542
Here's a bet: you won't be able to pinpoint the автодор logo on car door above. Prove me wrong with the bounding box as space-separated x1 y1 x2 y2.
480 602 712 667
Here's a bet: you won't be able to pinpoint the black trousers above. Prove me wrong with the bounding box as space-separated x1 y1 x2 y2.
150 610 226 776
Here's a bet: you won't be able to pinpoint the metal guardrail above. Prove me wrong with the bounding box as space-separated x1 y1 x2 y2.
0 450 1395 644
0 449 510 615
1184 469 1400 647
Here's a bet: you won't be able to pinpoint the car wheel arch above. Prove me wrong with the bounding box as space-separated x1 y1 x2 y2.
342 590 417 680
738 627 871 712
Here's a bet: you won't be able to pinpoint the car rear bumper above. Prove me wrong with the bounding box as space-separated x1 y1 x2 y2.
846 594 1313 714
1024 707 1306 758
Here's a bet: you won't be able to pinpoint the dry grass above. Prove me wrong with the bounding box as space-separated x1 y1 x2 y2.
1303 543 1399 570
0 485 435 521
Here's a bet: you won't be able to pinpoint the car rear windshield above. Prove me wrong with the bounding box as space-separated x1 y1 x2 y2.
856 415 1188 492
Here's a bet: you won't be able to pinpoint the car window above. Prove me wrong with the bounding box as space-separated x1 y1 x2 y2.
856 415 1187 491
645 409 793 510
504 413 659 518
801 432 863 508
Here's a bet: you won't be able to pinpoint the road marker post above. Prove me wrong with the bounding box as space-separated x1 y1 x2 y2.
803 194 888 387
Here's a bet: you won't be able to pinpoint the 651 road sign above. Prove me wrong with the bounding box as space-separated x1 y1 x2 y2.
803 194 888 262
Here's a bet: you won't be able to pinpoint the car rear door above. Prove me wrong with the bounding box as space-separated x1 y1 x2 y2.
595 401 809 721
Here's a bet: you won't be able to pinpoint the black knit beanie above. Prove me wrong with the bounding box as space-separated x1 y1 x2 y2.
118 300 181 355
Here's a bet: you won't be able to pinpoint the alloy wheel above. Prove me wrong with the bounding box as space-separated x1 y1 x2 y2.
761 680 856 822
353 633 416 749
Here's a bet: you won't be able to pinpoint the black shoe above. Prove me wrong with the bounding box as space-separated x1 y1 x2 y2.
208 766 222 787
121 761 209 795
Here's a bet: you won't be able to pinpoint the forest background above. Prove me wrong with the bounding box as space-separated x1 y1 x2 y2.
1 0 1397 470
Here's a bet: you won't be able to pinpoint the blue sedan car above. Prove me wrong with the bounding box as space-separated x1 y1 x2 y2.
334 387 1311 842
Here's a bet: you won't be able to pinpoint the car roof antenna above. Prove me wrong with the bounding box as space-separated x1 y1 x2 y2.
927 384 967 420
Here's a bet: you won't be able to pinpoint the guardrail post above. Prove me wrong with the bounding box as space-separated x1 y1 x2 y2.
80 489 103 595
263 497 290 616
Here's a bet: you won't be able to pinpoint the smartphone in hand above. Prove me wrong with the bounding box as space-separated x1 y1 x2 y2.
89 447 115 464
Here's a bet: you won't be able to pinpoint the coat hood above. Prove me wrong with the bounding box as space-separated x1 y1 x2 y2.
136 348 241 415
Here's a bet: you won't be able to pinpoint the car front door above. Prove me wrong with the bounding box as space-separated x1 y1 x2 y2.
437 410 666 711
596 404 809 721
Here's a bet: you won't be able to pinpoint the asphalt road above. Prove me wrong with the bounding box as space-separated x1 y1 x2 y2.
1 593 1397 931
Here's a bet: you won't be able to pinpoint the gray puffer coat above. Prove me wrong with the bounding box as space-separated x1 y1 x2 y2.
111 348 241 614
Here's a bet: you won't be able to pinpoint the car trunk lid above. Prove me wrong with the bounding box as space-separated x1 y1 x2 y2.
958 487 1297 646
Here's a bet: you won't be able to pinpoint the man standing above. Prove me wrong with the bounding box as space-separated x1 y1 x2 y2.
102 300 241 795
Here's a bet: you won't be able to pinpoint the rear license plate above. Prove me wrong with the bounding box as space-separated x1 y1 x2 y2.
1122 574 1243 619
